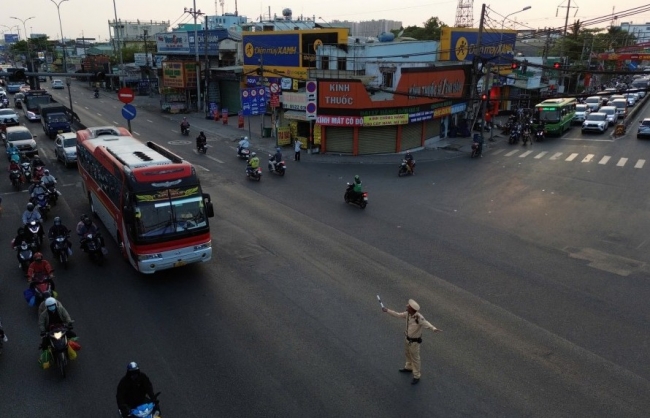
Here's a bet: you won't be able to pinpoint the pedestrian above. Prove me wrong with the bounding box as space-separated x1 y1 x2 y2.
382 299 442 385
294 138 302 161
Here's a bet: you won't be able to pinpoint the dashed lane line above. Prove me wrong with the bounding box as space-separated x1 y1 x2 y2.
534 151 548 159
565 153 579 162
617 158 628 167
207 155 224 164
550 152 563 160
581 154 595 163
599 156 611 165
635 159 646 169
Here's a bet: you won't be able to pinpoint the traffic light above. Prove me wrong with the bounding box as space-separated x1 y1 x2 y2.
9 69 25 82
95 71 106 81
511 62 520 70
553 62 561 69
481 93 488 101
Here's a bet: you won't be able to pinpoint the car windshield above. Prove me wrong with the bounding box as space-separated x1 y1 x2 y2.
49 114 68 123
0 109 16 116
576 105 588 111
601 108 615 115
641 120 650 127
62 137 76 147
133 187 208 239
7 130 33 141
587 113 607 121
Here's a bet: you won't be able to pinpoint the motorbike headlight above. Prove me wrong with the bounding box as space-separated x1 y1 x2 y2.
53 331 64 339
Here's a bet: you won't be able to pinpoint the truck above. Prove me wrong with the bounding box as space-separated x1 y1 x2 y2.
39 103 72 139
23 90 52 122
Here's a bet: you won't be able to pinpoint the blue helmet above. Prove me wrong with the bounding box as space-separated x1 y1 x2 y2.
276 147 281 152
127 362 139 372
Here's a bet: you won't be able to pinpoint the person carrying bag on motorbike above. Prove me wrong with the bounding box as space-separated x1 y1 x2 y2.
38 297 75 350
116 362 160 418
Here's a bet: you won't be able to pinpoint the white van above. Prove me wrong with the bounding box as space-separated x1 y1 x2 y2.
599 106 617 125
610 99 628 119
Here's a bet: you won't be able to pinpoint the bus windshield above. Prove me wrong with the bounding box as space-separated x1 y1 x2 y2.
535 108 561 123
133 187 208 239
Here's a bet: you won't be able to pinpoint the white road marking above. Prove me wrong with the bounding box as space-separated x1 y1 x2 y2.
84 106 89 110
534 151 548 159
96 113 102 116
112 121 119 125
147 119 153 123
599 156 611 165
581 154 595 163
617 158 628 167
207 155 224 164
519 151 533 158
635 159 646 168
505 150 519 157
565 153 579 161
194 164 210 172
550 152 563 160
491 149 505 155
133 131 140 136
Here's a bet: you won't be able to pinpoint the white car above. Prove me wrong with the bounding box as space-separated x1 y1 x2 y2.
585 96 602 112
623 93 637 106
54 132 77 167
573 104 590 124
51 79 65 89
582 112 608 133
599 106 617 126
0 108 20 127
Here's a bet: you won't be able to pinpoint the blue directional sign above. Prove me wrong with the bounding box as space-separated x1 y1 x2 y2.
240 87 267 116
122 104 137 121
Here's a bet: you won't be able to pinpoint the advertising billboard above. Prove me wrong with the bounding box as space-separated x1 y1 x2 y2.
156 32 190 54
243 28 349 80
439 28 517 66
4 34 19 44
188 29 229 55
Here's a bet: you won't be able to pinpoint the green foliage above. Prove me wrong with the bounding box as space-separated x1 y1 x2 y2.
549 23 637 62
114 44 144 64
390 17 447 41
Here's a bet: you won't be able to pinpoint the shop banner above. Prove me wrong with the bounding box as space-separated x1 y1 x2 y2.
409 111 433 123
156 32 190 54
277 127 291 146
282 92 306 110
433 106 452 118
363 114 409 126
316 115 364 127
162 62 185 88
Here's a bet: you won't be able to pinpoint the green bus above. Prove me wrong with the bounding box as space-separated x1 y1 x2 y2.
533 98 577 136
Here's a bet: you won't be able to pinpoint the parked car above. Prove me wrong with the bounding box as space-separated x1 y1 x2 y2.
5 126 37 157
54 132 77 167
582 112 609 134
573 104 590 124
0 108 20 127
51 79 65 89
638 118 650 139
13 92 24 109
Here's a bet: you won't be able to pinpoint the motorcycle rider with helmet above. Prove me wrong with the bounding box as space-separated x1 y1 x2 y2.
351 175 363 201
30 156 46 179
269 147 283 172
404 152 415 174
22 202 44 239
76 214 105 250
237 136 250 155
12 226 34 266
38 297 75 350
29 180 49 203
48 217 71 255
180 117 190 135
196 131 207 151
116 362 159 418
247 152 260 176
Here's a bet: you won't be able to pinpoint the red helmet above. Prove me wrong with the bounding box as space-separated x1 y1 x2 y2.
34 252 43 261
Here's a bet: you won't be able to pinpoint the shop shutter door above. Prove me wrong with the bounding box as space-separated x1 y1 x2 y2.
219 81 242 114
424 119 441 140
400 123 422 151
325 127 354 153
358 126 397 155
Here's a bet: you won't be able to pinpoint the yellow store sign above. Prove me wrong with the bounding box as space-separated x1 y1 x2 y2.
363 114 409 126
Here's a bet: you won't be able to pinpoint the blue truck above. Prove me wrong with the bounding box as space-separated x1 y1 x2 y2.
39 103 72 139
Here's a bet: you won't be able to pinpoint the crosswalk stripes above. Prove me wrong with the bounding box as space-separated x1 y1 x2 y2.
490 149 646 169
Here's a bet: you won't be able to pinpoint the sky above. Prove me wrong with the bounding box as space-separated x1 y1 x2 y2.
1 0 649 42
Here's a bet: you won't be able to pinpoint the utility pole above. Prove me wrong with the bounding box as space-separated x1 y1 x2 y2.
557 0 578 88
184 3 204 112
204 15 210 117
469 3 487 130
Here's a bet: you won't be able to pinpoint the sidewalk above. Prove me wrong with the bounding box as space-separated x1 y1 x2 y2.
105 83 507 165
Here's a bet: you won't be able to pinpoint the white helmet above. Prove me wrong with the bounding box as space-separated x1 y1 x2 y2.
45 297 57 311
251 152 256 157
243 136 249 141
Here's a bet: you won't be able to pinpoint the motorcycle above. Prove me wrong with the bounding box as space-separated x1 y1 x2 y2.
237 146 250 160
0 318 6 355
93 90 99 99
508 127 521 145
46 184 60 206
521 128 532 146
535 129 545 142
33 166 45 182
246 166 262 181
471 142 482 158
9 169 22 190
16 241 34 272
27 221 43 250
197 142 207 154
81 232 104 265
30 272 54 307
267 156 286 176
180 124 190 136
398 159 415 176
21 161 32 183
47 324 72 377
34 193 50 220
344 183 368 209
122 393 162 418
51 235 71 269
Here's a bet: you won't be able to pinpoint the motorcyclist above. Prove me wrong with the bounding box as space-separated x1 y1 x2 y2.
196 131 207 150
237 136 250 154
22 203 43 233
76 214 105 250
48 217 71 255
8 159 20 172
37 291 63 317
38 297 75 351
247 152 260 175
116 362 158 418
351 175 363 201
27 252 55 284
41 169 56 188
6 142 19 161
93 86 99 97
404 152 415 174
30 156 46 179
180 117 190 134
12 226 34 266
30 180 49 203
473 133 484 156
8 159 21 183
269 147 283 171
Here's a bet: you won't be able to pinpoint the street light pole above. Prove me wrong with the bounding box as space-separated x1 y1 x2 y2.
10 16 35 69
112 0 124 88
50 0 69 74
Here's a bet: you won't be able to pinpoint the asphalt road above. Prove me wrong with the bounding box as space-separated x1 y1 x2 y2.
0 80 649 417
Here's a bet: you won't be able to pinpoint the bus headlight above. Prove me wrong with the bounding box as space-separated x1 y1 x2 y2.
138 253 163 261
194 242 211 251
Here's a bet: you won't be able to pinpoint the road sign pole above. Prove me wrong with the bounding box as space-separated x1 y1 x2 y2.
127 119 132 133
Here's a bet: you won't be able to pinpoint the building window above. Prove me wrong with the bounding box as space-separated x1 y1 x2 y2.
338 57 346 70
382 72 394 88
322 56 330 70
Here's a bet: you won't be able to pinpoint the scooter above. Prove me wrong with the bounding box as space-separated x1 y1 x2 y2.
26 221 43 250
197 142 207 154
180 125 190 136
93 90 99 99
51 235 71 269
16 241 34 272
121 393 162 418
9 169 22 190
46 184 60 206
30 273 54 307
34 193 50 220
508 127 520 145
21 161 32 183
81 232 104 265
344 183 368 209
237 146 250 160
0 318 6 355
535 129 545 142
471 142 482 158
267 156 286 176
246 166 262 181
47 324 72 378
33 166 45 183
398 159 415 176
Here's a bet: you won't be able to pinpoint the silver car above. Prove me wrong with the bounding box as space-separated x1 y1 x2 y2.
582 112 608 133
573 104 590 124
54 132 77 167
638 118 650 139
0 108 20 127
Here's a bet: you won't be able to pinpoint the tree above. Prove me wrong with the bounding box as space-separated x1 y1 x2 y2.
391 17 447 41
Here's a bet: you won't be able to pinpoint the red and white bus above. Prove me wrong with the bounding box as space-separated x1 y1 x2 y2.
76 126 214 273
